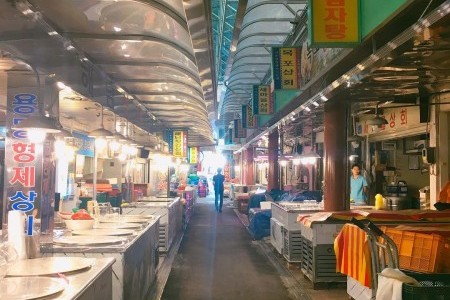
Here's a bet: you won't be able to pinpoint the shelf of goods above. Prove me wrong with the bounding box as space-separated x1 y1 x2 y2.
178 187 197 229
42 216 160 300
122 197 181 252
270 202 323 263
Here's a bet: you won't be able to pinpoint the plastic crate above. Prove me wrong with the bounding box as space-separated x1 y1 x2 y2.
403 273 450 300
383 227 449 273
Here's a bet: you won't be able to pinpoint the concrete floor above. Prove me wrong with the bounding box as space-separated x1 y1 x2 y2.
161 196 348 300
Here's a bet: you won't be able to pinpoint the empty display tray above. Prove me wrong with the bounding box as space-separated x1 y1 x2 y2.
54 235 126 246
0 277 64 299
8 257 95 276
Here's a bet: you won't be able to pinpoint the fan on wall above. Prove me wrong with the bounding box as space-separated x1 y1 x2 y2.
347 114 364 147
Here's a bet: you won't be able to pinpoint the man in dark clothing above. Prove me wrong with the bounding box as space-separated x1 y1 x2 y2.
212 168 225 212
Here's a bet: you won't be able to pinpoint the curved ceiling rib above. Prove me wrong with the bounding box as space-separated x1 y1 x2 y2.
18 0 215 144
96 61 201 84
135 92 206 112
217 0 307 126
115 78 204 96
68 33 197 63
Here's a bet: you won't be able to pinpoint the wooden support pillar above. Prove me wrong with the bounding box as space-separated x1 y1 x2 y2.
244 147 254 185
324 101 347 211
268 130 279 190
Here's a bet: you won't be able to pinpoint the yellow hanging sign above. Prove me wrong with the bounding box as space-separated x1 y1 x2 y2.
309 0 361 47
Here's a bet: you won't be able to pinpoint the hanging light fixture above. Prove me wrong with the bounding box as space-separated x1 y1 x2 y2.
108 113 126 155
13 115 61 133
88 105 114 138
112 114 127 142
11 59 61 137
366 103 388 126
55 128 73 139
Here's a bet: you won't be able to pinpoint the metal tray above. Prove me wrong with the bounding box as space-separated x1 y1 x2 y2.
54 235 126 246
8 257 95 276
0 277 64 299
99 216 151 223
94 223 142 229
72 229 135 236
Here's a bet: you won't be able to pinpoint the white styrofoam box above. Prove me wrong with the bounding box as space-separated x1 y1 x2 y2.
347 276 373 300
301 223 344 246
260 201 272 210
270 218 284 255
271 202 311 231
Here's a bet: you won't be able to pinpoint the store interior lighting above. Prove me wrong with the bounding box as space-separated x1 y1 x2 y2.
14 115 61 143
88 106 114 139
278 156 289 167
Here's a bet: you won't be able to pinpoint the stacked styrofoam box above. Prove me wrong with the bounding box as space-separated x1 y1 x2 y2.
300 222 346 286
347 276 373 300
301 223 344 245
270 218 284 255
271 202 303 231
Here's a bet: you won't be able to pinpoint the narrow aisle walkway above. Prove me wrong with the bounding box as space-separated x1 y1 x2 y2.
161 196 292 300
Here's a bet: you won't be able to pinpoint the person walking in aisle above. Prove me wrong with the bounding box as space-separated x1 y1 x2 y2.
213 168 225 212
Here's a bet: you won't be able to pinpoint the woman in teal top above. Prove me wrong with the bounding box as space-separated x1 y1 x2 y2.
350 164 368 205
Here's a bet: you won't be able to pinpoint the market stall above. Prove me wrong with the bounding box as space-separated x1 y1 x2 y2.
179 186 197 229
42 215 160 300
122 197 181 252
296 209 450 289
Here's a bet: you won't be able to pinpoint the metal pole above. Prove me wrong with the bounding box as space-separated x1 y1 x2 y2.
93 146 97 202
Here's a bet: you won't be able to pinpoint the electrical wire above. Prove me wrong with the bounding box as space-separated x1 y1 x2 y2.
418 0 434 21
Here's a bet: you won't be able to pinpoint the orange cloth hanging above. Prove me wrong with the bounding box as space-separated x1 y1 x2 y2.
334 224 373 288
439 181 450 203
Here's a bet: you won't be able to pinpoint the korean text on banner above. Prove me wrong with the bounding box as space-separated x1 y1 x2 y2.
173 130 187 158
272 48 301 90
166 130 174 154
188 147 198 164
252 85 273 114
242 104 257 128
234 119 246 139
4 87 55 240
309 0 361 47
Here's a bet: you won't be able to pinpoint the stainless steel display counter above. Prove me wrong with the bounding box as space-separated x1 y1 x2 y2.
42 216 160 300
46 257 115 300
122 197 181 252
2 257 114 300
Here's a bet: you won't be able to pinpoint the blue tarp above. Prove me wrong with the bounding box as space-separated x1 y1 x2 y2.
278 190 323 202
247 194 266 214
247 208 271 240
267 189 288 201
